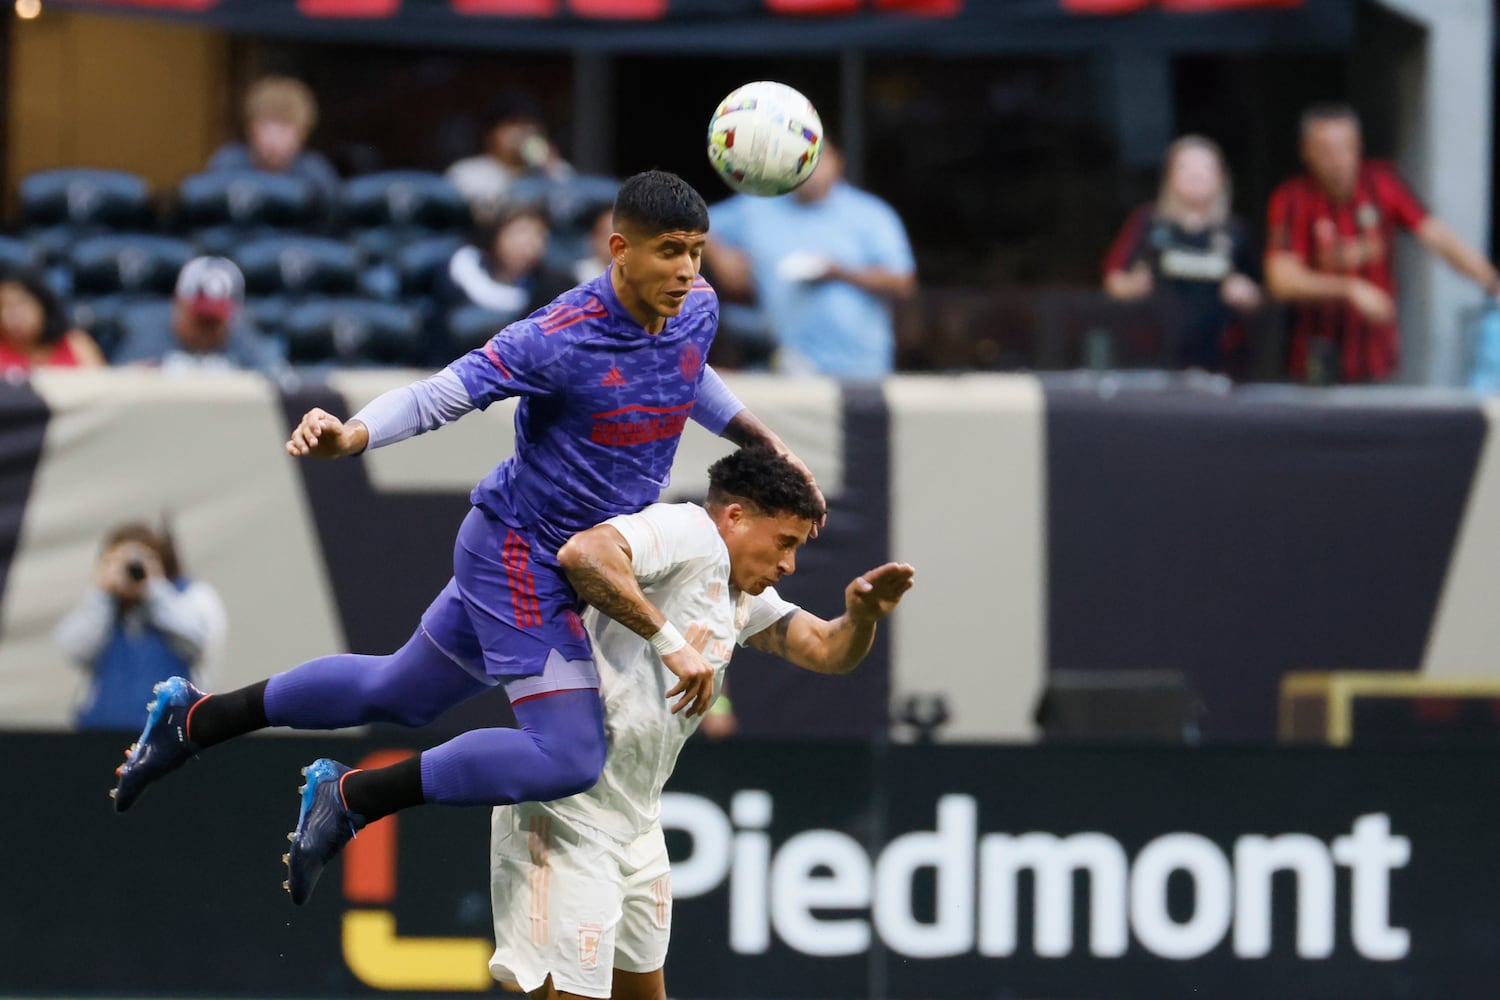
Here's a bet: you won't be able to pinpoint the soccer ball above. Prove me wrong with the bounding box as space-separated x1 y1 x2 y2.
706 81 824 197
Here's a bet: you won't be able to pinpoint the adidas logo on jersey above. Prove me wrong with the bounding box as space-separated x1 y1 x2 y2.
601 367 628 387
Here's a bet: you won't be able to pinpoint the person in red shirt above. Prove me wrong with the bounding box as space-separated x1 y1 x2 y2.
0 271 104 378
1266 103 1500 383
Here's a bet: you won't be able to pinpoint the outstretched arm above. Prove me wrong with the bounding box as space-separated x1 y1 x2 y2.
1417 217 1500 294
286 368 476 458
557 525 718 716
748 562 914 674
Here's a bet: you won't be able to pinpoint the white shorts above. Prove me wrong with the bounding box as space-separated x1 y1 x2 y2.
489 802 672 999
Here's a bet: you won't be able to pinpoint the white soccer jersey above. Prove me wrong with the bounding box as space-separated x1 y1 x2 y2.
547 501 796 842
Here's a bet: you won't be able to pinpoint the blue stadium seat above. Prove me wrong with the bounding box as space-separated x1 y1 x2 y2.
506 174 619 230
191 224 286 259
20 168 153 232
359 264 400 302
340 171 469 232
245 296 291 339
68 234 195 297
176 170 322 234
109 300 173 361
547 174 619 230
71 293 135 358
0 236 43 276
394 234 464 300
283 298 423 367
233 235 360 298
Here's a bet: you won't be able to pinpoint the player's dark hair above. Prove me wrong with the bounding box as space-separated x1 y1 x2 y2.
613 170 709 237
1301 102 1361 136
706 447 823 523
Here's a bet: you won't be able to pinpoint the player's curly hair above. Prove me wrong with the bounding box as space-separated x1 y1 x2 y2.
613 170 709 237
707 447 823 523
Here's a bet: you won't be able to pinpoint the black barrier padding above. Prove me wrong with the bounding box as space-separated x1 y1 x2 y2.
0 382 49 613
1044 382 1487 741
13 734 1500 999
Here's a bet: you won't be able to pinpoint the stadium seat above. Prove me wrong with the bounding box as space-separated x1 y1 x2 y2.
109 300 172 361
68 234 195 297
358 263 400 302
506 173 619 230
283 298 423 367
175 170 323 234
19 168 153 232
0 236 43 276
546 174 620 230
233 235 361 298
245 296 291 339
445 303 523 357
394 234 464 300
71 295 132 356
340 171 469 232
190 224 287 259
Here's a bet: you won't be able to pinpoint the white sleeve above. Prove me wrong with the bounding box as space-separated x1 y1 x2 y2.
737 585 800 646
350 368 476 451
53 589 115 667
605 503 718 583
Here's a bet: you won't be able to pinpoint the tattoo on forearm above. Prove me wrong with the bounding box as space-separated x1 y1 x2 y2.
566 552 661 638
750 612 794 657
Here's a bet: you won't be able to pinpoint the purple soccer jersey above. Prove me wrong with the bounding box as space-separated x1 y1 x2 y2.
449 269 720 555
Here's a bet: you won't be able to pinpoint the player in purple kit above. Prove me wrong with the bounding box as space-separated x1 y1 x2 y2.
110 170 822 906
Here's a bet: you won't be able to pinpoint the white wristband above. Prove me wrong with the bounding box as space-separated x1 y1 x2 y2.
649 622 686 656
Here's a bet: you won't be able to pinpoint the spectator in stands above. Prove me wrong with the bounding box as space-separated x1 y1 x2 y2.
207 76 340 207
439 203 574 320
1266 103 1500 384
1103 135 1263 373
54 520 225 731
0 270 104 378
704 143 916 377
445 89 572 228
113 257 283 378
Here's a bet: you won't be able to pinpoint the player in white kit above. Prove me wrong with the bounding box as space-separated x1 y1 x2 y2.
488 446 914 1000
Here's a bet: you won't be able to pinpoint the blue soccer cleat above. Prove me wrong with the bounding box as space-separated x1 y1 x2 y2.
111 676 205 813
283 758 366 906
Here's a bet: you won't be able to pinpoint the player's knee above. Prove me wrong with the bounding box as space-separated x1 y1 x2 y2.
358 661 445 727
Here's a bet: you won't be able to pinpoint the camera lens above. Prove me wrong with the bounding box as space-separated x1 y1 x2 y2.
126 561 146 582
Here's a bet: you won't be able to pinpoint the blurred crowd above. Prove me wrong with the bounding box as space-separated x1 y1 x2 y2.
3 77 1497 389
0 76 918 384
1100 104 1500 384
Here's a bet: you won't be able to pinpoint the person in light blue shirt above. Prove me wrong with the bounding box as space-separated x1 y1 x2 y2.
706 143 916 377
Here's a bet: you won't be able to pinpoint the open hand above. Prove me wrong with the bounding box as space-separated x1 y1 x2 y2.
662 645 717 717
846 563 916 623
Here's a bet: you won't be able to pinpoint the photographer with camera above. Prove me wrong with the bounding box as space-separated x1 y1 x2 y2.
54 522 225 731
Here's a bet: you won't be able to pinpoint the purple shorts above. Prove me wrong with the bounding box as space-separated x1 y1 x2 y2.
421 507 595 685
